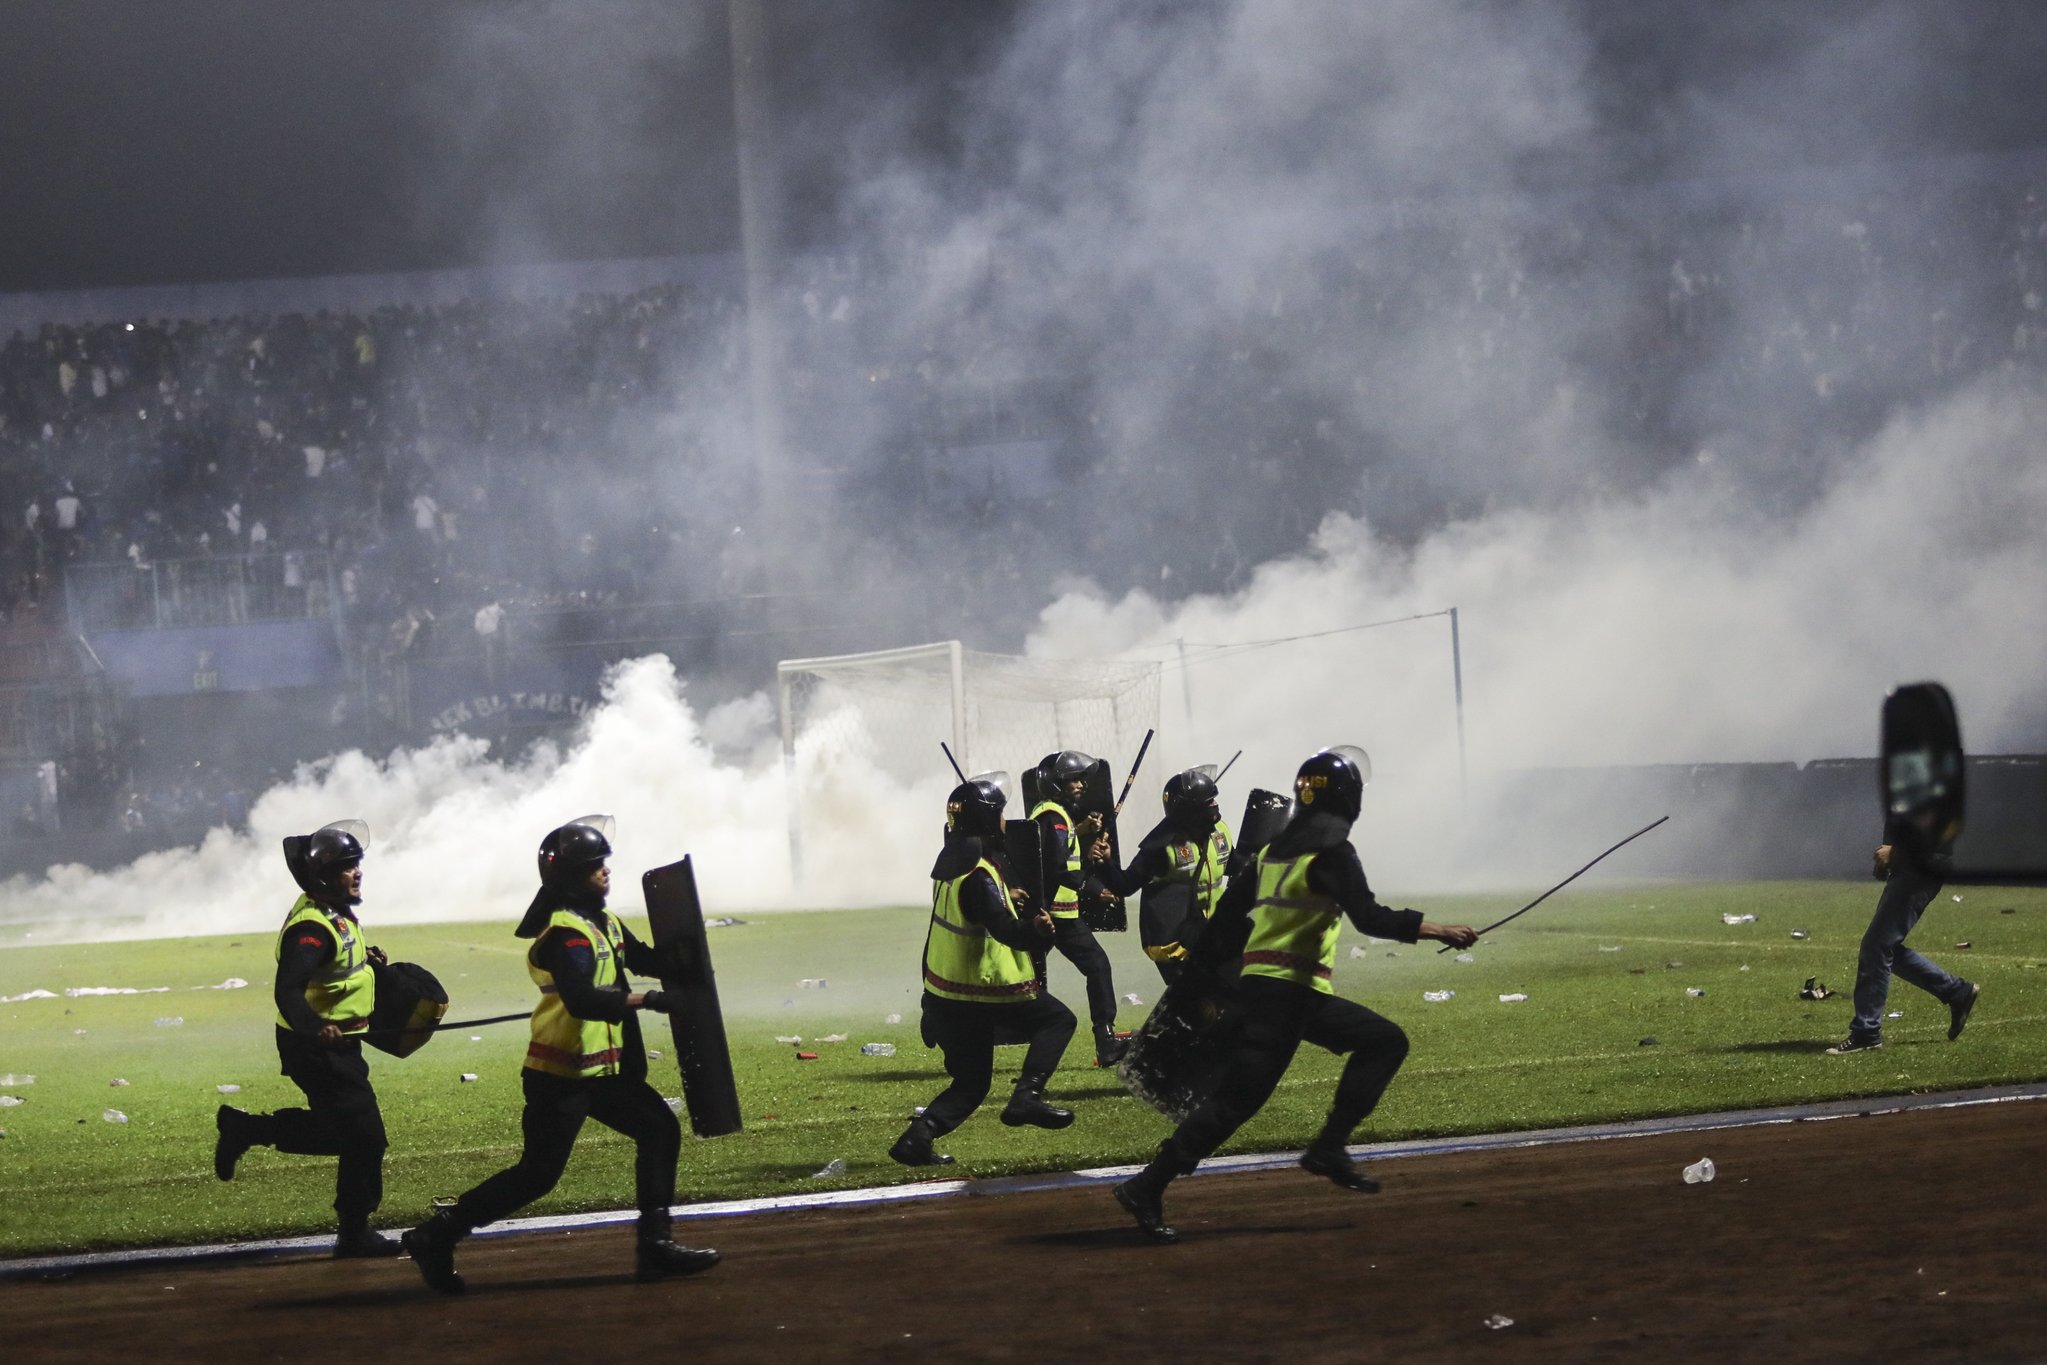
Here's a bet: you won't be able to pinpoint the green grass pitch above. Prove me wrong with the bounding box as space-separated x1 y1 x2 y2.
3 879 2045 1257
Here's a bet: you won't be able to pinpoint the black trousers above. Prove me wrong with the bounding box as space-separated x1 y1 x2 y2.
255 1027 388 1229
452 1068 683 1239
1166 975 1410 1167
918 990 1076 1135
1036 915 1118 1035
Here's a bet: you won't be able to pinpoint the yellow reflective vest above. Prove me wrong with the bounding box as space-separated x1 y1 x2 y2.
1239 850 1342 993
923 859 1040 1004
1157 819 1234 922
1029 798 1083 918
525 907 627 1078
274 896 375 1032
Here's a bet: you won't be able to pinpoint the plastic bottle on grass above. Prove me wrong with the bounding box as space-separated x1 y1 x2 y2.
102 1109 129 1124
861 1043 896 1057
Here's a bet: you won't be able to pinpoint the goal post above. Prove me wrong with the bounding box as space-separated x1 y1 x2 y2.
776 640 1161 878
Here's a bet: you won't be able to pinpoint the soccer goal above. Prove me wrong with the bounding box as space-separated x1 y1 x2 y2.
776 640 1161 874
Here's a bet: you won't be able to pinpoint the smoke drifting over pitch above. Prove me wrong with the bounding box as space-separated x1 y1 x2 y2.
7 2 2047 937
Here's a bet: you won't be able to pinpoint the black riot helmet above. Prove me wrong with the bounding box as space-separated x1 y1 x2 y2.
946 772 1010 839
1293 746 1370 823
283 819 369 904
538 814 615 888
1048 750 1095 784
1162 765 1221 834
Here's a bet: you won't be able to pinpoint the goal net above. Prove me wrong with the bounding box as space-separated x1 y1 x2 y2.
777 641 1161 874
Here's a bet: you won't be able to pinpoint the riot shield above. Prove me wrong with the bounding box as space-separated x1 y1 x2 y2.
641 857 743 1138
1115 970 1238 1121
1073 757 1128 931
1003 818 1055 917
1236 788 1293 858
1021 764 1045 814
364 959 448 1058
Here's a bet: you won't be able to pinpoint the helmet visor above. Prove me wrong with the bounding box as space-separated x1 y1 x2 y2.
1325 745 1371 787
317 818 371 851
565 814 616 841
968 771 1011 805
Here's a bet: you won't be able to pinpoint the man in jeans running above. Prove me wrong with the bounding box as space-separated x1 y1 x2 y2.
1826 813 1978 1055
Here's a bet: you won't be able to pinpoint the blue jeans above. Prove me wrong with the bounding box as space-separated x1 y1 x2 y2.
1849 863 1968 1042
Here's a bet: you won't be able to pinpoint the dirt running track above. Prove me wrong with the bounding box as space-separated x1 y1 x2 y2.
5 1103 2045 1363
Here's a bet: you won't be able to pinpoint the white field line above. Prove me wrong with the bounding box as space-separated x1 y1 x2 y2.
7 1082 2044 1279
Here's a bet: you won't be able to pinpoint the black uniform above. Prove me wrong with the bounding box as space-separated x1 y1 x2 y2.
919 860 1078 1134
443 912 683 1237
238 918 389 1243
1032 800 1123 1062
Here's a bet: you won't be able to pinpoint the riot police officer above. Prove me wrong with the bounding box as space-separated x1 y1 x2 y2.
1096 765 1235 983
214 820 400 1257
401 817 718 1294
1113 748 1477 1243
1029 750 1126 1065
891 774 1077 1166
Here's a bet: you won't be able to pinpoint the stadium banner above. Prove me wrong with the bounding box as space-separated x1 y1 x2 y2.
89 622 340 697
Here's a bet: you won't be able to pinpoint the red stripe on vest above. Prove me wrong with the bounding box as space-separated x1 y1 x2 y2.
922 966 1039 998
1240 949 1333 980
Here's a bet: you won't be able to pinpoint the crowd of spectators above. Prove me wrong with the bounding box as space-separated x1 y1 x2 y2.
2 154 2046 853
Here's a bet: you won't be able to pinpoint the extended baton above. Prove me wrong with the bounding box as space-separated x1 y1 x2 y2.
940 741 968 784
1113 728 1156 815
1437 814 1671 952
1216 749 1243 782
355 1010 528 1039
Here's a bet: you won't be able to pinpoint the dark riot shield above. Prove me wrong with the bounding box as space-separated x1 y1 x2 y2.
1115 970 1238 1121
1020 765 1045 814
1236 788 1293 858
1074 757 1129 932
1003 818 1054 917
641 857 743 1137
365 959 448 1058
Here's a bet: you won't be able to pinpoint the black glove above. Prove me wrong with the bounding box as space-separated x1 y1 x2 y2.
640 990 673 1015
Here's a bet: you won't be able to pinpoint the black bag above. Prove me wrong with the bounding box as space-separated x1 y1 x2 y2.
366 959 449 1058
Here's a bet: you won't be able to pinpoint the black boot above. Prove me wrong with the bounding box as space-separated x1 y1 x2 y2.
334 1224 404 1259
214 1105 257 1182
401 1209 467 1295
888 1116 956 1167
636 1239 722 1281
999 1071 1075 1130
1094 1027 1130 1068
1113 1142 1186 1244
1300 1139 1380 1193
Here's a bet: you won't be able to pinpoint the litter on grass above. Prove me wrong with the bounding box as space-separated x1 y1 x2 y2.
1791 930 1809 939
1800 978 1835 1000
812 1158 847 1178
0 1096 22 1108
1454 953 1475 963
102 1109 128 1124
66 986 171 997
0 1075 32 1086
797 1052 820 1061
1423 990 1455 1003
1598 946 1623 953
648 1050 663 1059
0 989 57 1002
1685 987 1706 998
1498 993 1528 1003
1722 914 1757 925
860 1043 896 1057
884 1013 902 1025
154 1017 183 1028
109 1078 130 1087
1124 993 1144 1005
799 978 828 989
459 1073 478 1083
1350 946 1369 959
818 1034 847 1044
775 1036 803 1044
1954 942 1972 950
215 1084 240 1094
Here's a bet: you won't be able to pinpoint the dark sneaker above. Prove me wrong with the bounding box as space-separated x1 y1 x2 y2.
334 1228 404 1259
1824 1036 1883 1055
635 1240 720 1281
999 1088 1075 1130
888 1118 956 1167
214 1105 254 1182
1948 982 1980 1041
1113 1177 1179 1244
1300 1143 1381 1193
1094 1034 1131 1068
401 1214 465 1296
